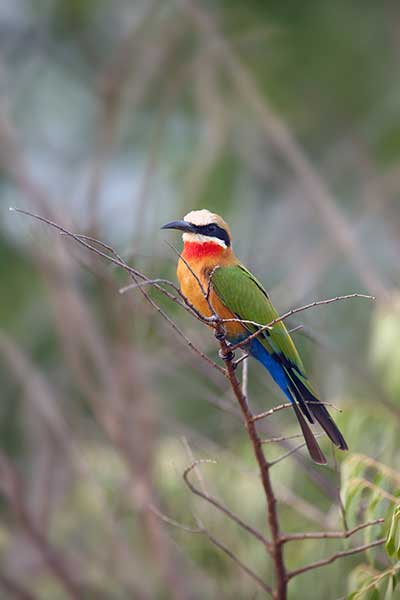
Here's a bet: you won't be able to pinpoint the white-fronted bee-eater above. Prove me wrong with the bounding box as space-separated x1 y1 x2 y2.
162 209 348 464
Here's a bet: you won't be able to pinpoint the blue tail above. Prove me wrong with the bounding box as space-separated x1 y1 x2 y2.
248 338 293 403
247 337 347 460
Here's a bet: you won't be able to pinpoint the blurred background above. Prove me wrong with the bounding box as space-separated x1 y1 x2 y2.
1 0 400 598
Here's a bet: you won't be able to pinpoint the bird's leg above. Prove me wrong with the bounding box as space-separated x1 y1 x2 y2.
218 346 235 363
215 329 236 364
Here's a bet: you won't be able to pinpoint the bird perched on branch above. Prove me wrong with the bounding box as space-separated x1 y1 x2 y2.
162 209 348 464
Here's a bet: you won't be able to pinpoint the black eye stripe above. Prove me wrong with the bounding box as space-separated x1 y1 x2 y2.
193 223 231 247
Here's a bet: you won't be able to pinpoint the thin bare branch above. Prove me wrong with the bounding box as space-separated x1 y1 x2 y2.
183 461 271 550
215 325 288 598
10 208 226 376
148 504 202 535
287 538 386 580
0 453 84 599
332 446 349 532
252 401 341 423
0 572 38 600
228 294 375 352
10 208 209 324
165 241 218 319
261 433 304 445
287 325 303 335
269 441 309 467
150 489 272 595
201 526 273 596
281 518 384 543
251 403 293 422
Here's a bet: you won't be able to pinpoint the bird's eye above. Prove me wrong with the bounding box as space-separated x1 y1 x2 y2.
207 224 217 233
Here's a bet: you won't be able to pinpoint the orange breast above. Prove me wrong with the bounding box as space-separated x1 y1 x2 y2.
177 246 246 341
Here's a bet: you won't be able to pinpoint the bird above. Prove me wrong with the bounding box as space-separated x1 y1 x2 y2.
162 209 348 464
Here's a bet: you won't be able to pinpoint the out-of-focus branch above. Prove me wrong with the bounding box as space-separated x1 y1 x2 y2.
0 453 84 599
182 0 391 301
183 460 271 550
200 524 273 597
11 209 388 599
10 207 226 377
151 504 273 596
297 324 400 421
0 572 38 600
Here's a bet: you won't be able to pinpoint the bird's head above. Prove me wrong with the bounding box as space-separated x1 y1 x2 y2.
162 209 232 257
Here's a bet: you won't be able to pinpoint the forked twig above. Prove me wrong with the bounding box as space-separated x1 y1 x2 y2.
183 460 271 551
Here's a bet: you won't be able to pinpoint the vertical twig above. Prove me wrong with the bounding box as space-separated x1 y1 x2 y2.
215 324 287 599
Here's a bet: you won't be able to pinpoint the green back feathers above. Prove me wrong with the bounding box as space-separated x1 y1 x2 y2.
211 264 304 371
211 264 348 456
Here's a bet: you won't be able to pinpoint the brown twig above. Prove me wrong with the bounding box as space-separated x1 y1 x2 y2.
261 433 304 444
227 294 375 352
215 323 287 599
281 518 384 543
287 538 386 580
10 208 225 377
200 524 273 597
0 572 38 600
251 403 293 422
183 460 271 551
0 453 84 599
11 208 387 599
269 442 309 467
252 401 341 423
149 500 273 595
332 446 349 532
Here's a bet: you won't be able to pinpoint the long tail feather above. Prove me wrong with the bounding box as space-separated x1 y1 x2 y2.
292 402 327 464
307 402 348 451
288 372 348 451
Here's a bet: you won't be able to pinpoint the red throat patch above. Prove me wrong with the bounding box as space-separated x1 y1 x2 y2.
182 241 224 260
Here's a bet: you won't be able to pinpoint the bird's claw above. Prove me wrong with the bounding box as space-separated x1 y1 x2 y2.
218 348 235 363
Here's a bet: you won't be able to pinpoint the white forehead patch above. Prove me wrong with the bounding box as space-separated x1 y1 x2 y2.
184 209 218 226
182 231 227 248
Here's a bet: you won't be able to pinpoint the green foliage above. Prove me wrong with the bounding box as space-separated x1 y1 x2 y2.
342 455 400 599
386 506 400 561
370 299 400 399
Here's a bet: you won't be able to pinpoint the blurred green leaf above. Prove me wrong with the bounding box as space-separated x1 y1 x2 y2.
386 506 400 560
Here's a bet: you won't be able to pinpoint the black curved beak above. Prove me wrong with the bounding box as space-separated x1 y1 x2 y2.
161 220 196 233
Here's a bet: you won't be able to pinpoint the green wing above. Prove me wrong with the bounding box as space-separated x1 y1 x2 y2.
211 264 305 373
211 264 348 458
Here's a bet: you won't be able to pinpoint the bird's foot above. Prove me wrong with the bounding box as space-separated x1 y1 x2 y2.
218 348 235 363
214 329 225 341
